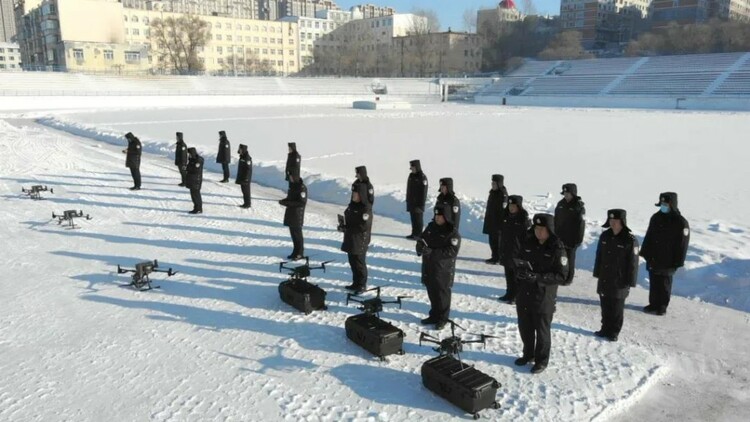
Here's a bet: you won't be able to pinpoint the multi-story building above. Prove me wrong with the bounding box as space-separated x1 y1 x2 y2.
0 41 21 70
477 0 524 40
560 0 650 47
353 3 395 19
651 0 750 28
1 0 16 42
281 13 348 68
15 0 299 75
393 30 483 77
280 0 338 18
123 0 260 19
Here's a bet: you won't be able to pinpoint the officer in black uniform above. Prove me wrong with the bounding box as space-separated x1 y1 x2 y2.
123 132 142 190
285 142 301 182
174 132 188 187
279 175 307 260
405 159 428 240
185 147 204 214
554 183 585 285
417 204 461 330
640 192 690 316
338 188 371 293
235 144 252 208
514 213 569 374
483 174 508 264
593 209 639 341
216 130 231 182
352 166 374 244
498 195 530 304
435 177 461 231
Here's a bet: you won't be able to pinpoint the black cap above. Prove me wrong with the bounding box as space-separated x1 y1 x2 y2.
187 147 197 156
602 208 630 230
176 131 183 137
219 130 226 137
409 159 420 167
492 174 504 184
433 203 454 225
655 192 677 206
561 183 578 196
532 213 555 235
125 132 134 139
355 166 367 178
508 195 523 205
238 144 247 151
288 142 296 150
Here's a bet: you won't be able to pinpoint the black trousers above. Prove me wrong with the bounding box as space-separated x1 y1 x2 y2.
130 166 141 188
488 231 500 260
240 183 251 206
425 279 452 322
599 295 625 336
517 308 553 366
564 246 577 285
409 211 423 237
221 162 230 181
347 253 368 288
289 226 304 256
177 166 187 184
190 188 202 211
648 271 673 311
502 263 518 300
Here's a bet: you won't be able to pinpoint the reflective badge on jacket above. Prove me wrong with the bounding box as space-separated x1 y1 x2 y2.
362 213 370 221
683 228 690 236
301 192 306 198
368 189 373 195
561 256 568 266
195 163 200 167
634 246 640 254
451 238 458 246
452 206 459 213
423 180 427 185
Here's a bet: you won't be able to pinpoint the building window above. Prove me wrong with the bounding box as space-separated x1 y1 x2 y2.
277 60 283 66
262 49 268 54
270 38 276 44
216 34 222 40
254 37 259 42
277 38 282 44
262 37 268 43
289 38 294 44
218 58 224 64
143 17 149 24
132 16 138 22
73 49 84 60
217 46 223 54
289 61 295 66
270 49 276 55
227 35 232 41
104 50 114 60
125 51 140 62
227 24 232 30
216 23 222 29
132 28 140 35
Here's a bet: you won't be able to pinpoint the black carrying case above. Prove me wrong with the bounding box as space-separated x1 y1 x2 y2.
278 279 327 314
345 313 405 359
421 355 500 418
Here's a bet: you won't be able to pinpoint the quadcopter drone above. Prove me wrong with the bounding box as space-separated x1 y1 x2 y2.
52 210 92 229
117 259 176 291
346 286 411 318
22 185 53 200
419 320 497 367
278 257 332 281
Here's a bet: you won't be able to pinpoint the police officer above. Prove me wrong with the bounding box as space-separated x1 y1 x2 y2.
216 130 231 182
435 178 461 231
483 174 508 264
639 192 690 316
338 188 371 293
279 174 307 260
352 166 374 244
514 213 569 374
175 132 188 187
123 132 141 190
235 144 252 208
405 159 428 240
554 183 585 285
285 142 301 182
185 147 204 214
498 195 530 304
593 209 639 341
416 204 461 330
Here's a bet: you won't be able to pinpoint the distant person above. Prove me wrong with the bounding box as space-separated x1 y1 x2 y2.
216 130 231 182
514 213 569 374
593 209 639 341
123 132 141 190
185 147 204 214
279 175 307 260
417 205 461 331
483 174 508 264
174 132 188 187
352 166 374 244
235 144 252 208
435 177 461 231
405 159 428 240
554 183 586 285
285 142 301 182
338 188 371 293
498 195 530 304
639 192 690 316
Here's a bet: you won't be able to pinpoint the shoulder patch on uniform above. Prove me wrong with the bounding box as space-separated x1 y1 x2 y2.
450 238 459 246
195 163 200 167
634 246 640 255
452 205 459 213
683 228 690 236
561 256 568 266
301 192 307 198
362 213 370 221
423 180 428 185
368 188 373 195
296 158 300 163
181 147 186 150
225 145 229 148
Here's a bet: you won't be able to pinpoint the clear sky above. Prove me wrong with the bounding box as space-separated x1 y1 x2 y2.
335 1 560 32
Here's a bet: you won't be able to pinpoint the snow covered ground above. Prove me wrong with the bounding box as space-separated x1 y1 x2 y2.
1 95 749 421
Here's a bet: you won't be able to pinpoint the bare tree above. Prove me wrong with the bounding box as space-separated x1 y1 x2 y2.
406 14 435 77
521 0 538 16
462 8 477 33
538 31 593 60
411 8 441 32
150 15 211 74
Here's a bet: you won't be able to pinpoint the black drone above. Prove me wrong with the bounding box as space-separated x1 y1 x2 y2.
278 257 332 281
117 260 176 291
419 320 497 366
346 286 411 318
52 210 92 229
22 185 53 200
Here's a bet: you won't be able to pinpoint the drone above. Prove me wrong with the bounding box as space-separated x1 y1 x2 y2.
419 320 497 367
116 260 176 291
278 257 332 280
22 185 53 200
52 210 92 229
345 286 411 318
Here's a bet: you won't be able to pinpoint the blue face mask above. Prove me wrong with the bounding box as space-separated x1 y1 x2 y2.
660 204 671 214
